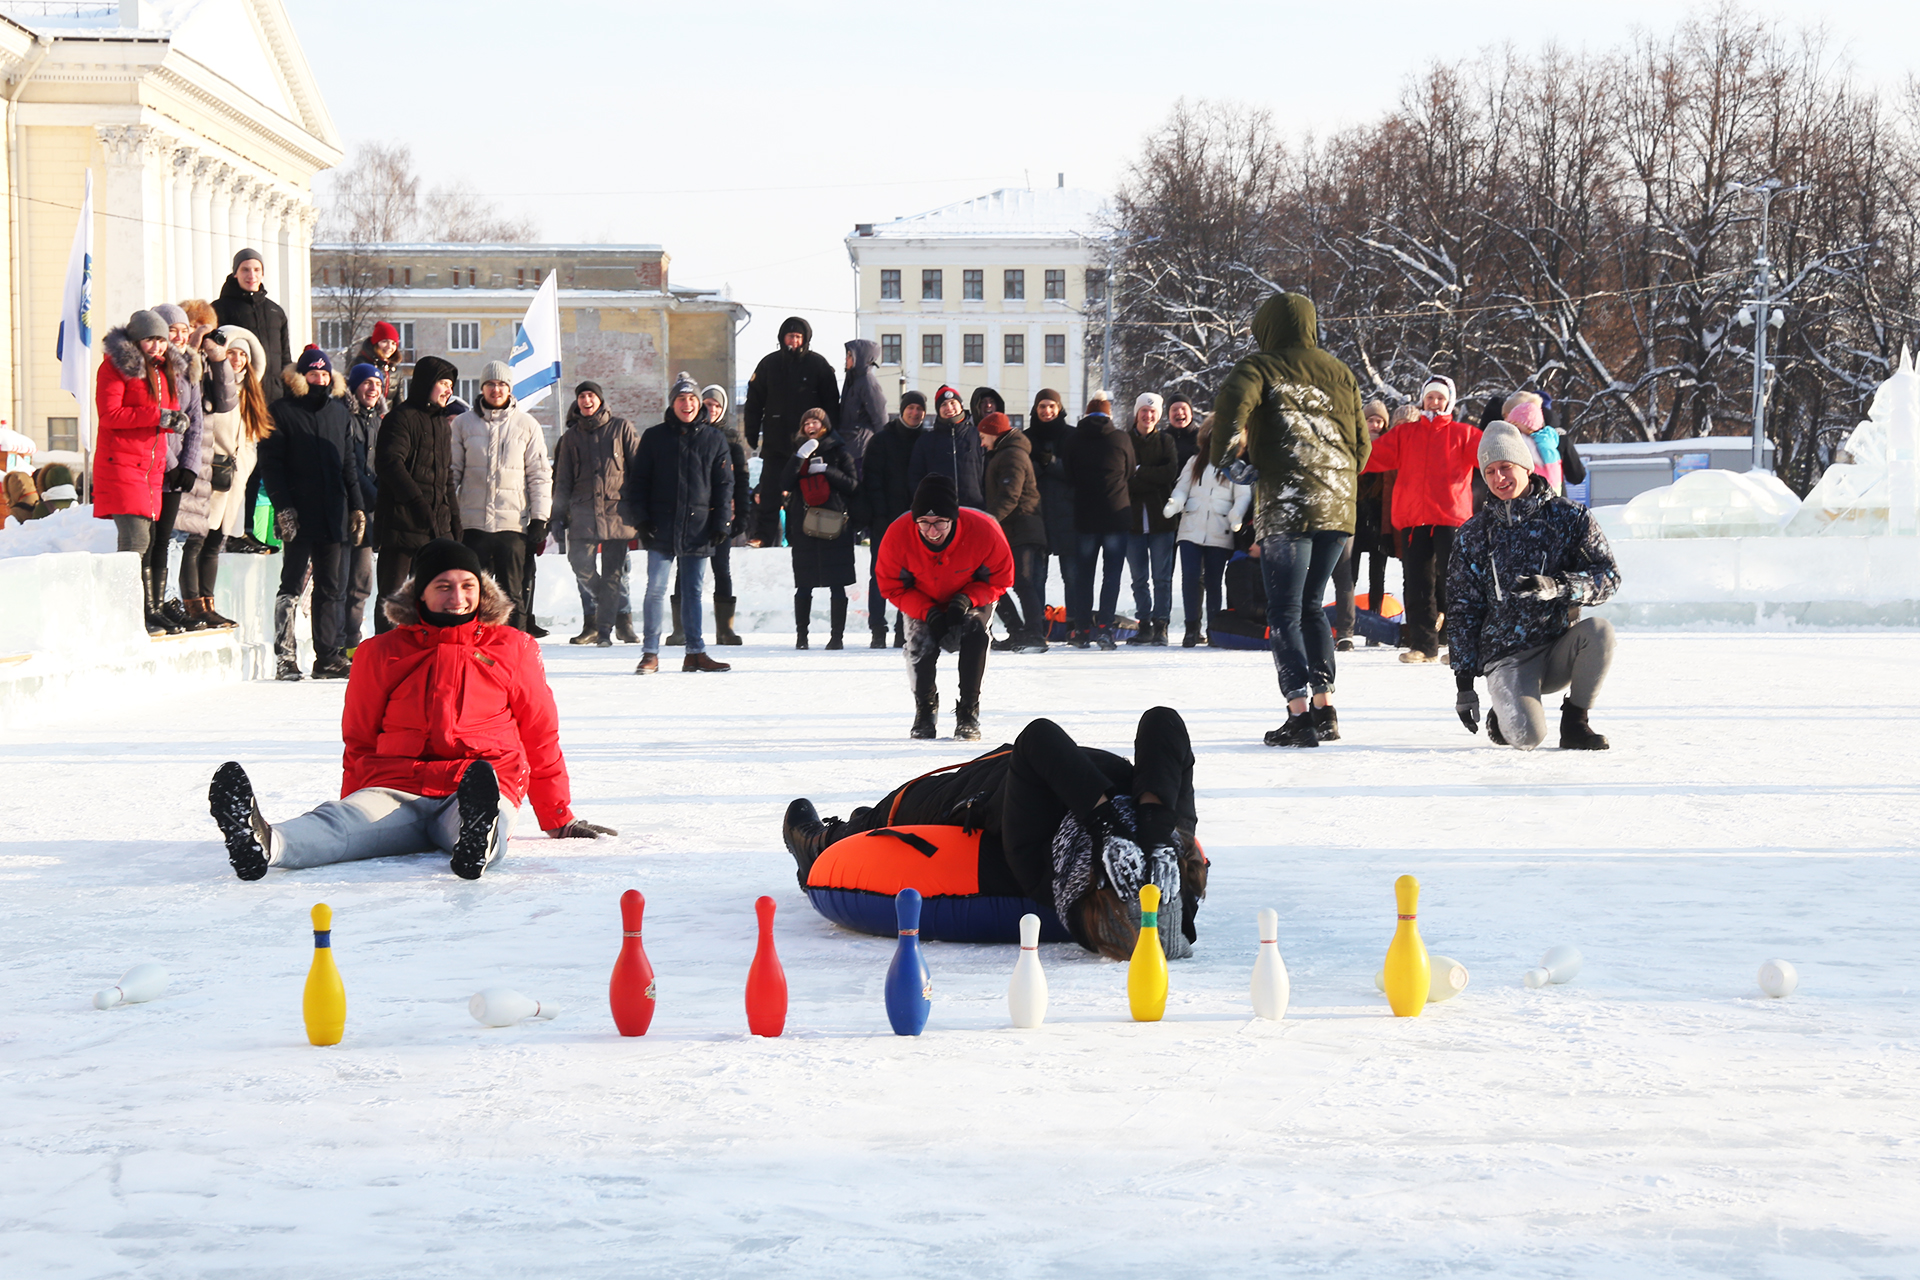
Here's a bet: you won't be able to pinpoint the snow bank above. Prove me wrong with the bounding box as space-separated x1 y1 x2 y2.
0 504 117 557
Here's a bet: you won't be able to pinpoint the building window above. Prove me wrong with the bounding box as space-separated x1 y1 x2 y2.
1045 334 1066 364
880 334 902 365
403 268 412 286
1008 414 1024 430
963 269 983 301
387 267 396 286
1005 269 1025 300
963 334 984 364
455 379 479 406
1045 269 1066 300
490 272 502 287
449 322 481 351
534 267 544 285
318 320 351 351
880 269 901 300
47 416 77 451
922 269 942 301
922 333 944 364
469 269 478 287
399 322 416 363
1084 268 1105 302
1004 334 1025 364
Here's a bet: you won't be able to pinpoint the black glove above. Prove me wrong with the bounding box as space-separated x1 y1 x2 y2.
165 466 195 491
922 605 953 645
640 522 658 544
1513 573 1562 600
274 509 299 542
550 523 567 554
1456 686 1481 734
939 596 974 653
547 819 618 839
525 519 549 553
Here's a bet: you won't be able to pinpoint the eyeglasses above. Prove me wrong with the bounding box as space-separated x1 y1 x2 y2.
915 516 953 530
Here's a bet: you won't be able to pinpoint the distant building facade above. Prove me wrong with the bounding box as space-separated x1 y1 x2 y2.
845 185 1109 426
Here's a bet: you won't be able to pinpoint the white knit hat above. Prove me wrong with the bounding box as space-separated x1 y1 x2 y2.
1135 392 1164 415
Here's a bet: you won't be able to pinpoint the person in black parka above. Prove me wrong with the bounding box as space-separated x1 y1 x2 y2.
839 338 887 478
783 408 859 649
1026 387 1077 636
855 390 926 648
1061 391 1135 646
373 355 463 632
622 372 733 671
744 316 841 545
908 384 985 509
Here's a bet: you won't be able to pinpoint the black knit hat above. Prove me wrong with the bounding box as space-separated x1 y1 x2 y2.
575 380 605 402
911 473 960 520
410 538 484 597
900 390 927 410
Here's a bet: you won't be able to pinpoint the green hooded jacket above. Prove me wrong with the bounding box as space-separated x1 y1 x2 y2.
1208 293 1369 536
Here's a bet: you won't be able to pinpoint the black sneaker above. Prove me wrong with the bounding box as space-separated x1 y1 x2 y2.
209 761 271 881
1067 629 1090 650
1313 705 1341 741
1263 712 1321 748
312 656 352 680
275 660 304 682
448 760 502 880
161 598 207 632
990 633 1019 651
1014 632 1050 654
525 620 550 639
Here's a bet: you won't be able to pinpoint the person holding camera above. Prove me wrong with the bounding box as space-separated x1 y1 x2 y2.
875 473 1015 741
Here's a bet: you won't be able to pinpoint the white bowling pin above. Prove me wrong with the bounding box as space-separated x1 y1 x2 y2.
1540 945 1582 983
1250 908 1290 1021
1375 955 1468 1001
93 962 167 1010
1008 914 1048 1028
468 987 559 1027
1757 959 1798 998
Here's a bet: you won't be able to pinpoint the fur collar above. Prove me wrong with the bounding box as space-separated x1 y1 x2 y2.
280 366 349 400
102 326 150 379
381 574 516 628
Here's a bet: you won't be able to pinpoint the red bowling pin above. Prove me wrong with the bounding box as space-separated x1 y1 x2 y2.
745 895 788 1037
609 889 656 1036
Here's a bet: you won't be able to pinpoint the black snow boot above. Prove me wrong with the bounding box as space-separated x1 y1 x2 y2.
664 594 685 646
870 623 888 649
448 760 502 880
275 658 304 682
782 798 846 887
826 596 847 649
1182 619 1203 648
795 594 811 649
1148 620 1169 647
1487 709 1508 746
714 596 742 645
614 610 640 644
1559 699 1610 750
1125 620 1152 646
209 761 272 881
1263 711 1321 748
1095 625 1117 651
1313 704 1341 741
570 612 600 645
910 697 939 740
954 698 981 741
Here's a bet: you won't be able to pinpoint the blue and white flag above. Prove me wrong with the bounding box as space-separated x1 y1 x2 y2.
56 169 94 405
509 270 561 409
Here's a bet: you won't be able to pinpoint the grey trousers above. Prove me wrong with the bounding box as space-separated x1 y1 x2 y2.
270 787 519 870
1486 616 1616 751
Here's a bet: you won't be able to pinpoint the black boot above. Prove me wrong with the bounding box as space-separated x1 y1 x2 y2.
893 614 906 648
448 760 503 880
1487 709 1508 746
1263 711 1321 748
1313 704 1341 741
782 798 847 887
1124 619 1152 646
664 594 685 646
1148 620 1169 646
209 761 271 881
1182 619 1203 648
615 610 640 644
570 611 600 644
795 593 811 649
870 622 888 649
714 596 742 645
910 698 939 739
953 698 981 742
1559 699 1610 750
162 597 207 632
143 569 181 635
826 596 847 650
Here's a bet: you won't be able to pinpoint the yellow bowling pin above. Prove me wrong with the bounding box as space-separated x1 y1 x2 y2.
303 903 346 1046
1381 875 1431 1018
1127 884 1169 1022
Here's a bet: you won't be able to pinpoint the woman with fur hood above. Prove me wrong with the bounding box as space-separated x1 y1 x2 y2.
174 319 272 628
207 539 617 881
94 308 187 635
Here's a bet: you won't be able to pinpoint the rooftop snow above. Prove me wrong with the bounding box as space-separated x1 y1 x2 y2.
857 186 1111 240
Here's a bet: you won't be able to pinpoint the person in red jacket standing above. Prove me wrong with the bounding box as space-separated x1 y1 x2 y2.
1361 375 1483 662
206 539 616 880
94 308 187 635
876 474 1015 742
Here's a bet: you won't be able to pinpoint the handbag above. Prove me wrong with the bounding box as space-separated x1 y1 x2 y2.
801 505 848 540
210 453 236 492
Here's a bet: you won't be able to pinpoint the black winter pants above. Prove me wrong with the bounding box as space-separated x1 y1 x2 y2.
1401 525 1455 657
463 529 527 625
904 608 990 707
373 548 414 635
993 543 1047 638
145 490 182 602
277 537 348 667
179 531 225 598
751 450 792 545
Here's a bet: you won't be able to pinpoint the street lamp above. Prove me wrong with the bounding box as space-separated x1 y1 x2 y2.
1727 178 1806 474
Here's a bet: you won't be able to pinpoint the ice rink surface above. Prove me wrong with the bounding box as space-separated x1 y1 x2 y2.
3 630 1917 1278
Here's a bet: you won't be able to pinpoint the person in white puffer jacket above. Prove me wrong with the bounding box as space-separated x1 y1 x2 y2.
1163 414 1252 647
451 360 552 632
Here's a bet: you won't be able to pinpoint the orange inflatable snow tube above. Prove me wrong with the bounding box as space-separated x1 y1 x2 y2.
804 825 1070 943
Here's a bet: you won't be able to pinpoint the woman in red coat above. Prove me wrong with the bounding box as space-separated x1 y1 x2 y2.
207 539 617 880
875 473 1014 742
94 309 184 634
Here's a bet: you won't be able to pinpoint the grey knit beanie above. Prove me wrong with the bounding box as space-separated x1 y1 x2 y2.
480 360 512 385
152 303 189 328
126 309 167 342
669 370 700 398
232 247 263 270
1478 421 1534 470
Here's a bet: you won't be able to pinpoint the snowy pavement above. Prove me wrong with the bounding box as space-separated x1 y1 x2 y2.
3 631 1917 1278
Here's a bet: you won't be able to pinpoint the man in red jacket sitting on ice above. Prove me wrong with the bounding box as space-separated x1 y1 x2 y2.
208 539 616 880
876 473 1015 742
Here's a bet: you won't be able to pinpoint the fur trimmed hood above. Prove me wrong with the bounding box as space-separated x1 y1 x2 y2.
102 326 156 380
280 365 349 401
380 572 516 628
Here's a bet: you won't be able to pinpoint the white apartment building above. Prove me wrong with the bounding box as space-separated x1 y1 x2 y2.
844 184 1109 427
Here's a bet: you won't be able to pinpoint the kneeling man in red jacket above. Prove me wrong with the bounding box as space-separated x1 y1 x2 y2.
876 473 1014 742
209 538 615 880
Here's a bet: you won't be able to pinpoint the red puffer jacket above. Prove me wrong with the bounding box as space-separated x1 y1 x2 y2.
340 591 575 831
875 507 1015 620
92 326 179 520
1362 413 1484 529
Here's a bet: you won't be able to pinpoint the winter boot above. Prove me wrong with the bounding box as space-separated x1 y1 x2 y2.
1487 709 1508 746
794 594 811 649
714 596 743 645
953 698 981 742
194 597 238 629
448 760 504 880
1067 628 1091 649
614 610 640 644
635 653 659 674
910 697 939 740
1559 699 1610 750
781 798 847 888
1148 620 1169 647
664 594 685 646
570 611 600 644
870 622 888 649
1182 619 1203 648
683 652 731 672
592 628 614 648
1095 624 1117 651
1263 711 1321 748
1125 619 1152 645
893 614 906 648
162 597 207 632
1313 704 1341 742
143 569 180 635
208 761 272 881
1014 629 1050 654
826 596 847 650
275 659 304 681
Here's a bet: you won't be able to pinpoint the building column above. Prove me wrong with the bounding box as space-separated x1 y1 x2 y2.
169 145 196 305
269 194 294 339
293 204 319 349
95 124 163 339
207 163 235 285
189 156 214 299
240 178 267 275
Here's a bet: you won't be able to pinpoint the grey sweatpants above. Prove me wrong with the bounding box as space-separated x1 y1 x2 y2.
1486 616 1616 751
270 787 519 870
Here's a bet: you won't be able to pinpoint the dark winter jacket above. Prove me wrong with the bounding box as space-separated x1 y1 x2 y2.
1446 476 1620 677
213 275 293 404
91 325 179 521
1210 292 1370 537
839 339 888 476
622 408 733 558
258 369 364 544
1127 424 1181 535
857 416 921 532
551 403 642 543
708 404 753 539
1026 395 1076 553
982 428 1045 548
783 432 859 588
373 355 462 552
1063 412 1135 535
743 316 840 459
347 398 381 522
908 417 986 509
1166 421 1200 468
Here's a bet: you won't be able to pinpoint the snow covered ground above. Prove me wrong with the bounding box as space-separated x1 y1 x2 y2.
3 630 1917 1278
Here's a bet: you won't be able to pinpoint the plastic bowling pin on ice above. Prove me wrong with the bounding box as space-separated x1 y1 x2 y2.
884 888 931 1036
1008 913 1048 1028
1375 955 1469 1002
608 889 657 1036
468 988 558 1026
1381 875 1431 1017
1128 885 1169 1022
303 904 346 1046
93 962 167 1010
1250 908 1290 1021
1758 958 1799 998
745 895 789 1037
1523 944 1583 988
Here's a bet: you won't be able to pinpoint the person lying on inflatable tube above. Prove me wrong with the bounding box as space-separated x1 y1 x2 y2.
783 707 1207 961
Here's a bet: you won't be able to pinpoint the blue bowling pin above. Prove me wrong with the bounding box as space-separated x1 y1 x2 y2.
884 888 932 1036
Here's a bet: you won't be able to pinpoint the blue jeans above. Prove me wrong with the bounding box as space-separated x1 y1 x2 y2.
1178 542 1232 626
1070 531 1126 628
1125 530 1177 623
1260 531 1349 700
644 551 707 653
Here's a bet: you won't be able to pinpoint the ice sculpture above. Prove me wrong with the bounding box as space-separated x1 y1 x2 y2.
1619 467 1801 538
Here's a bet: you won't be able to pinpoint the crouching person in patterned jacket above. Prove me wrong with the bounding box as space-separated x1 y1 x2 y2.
208 539 617 880
1448 422 1621 751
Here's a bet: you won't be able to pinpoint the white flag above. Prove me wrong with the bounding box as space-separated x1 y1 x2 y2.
508 271 561 409
57 170 94 404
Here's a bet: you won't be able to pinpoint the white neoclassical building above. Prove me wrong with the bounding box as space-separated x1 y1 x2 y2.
845 184 1109 427
0 0 342 453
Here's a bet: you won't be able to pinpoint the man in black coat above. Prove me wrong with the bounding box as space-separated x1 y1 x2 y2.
1061 390 1135 648
1026 388 1077 639
839 338 887 476
257 348 364 681
908 385 985 508
856 390 925 648
743 316 840 546
373 355 463 634
213 248 293 402
622 372 734 674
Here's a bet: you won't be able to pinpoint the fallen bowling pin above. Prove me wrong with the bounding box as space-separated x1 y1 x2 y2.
1250 908 1290 1021
93 962 167 1010
1757 958 1799 999
1524 944 1583 988
469 987 559 1027
1008 913 1048 1028
1376 955 1468 1003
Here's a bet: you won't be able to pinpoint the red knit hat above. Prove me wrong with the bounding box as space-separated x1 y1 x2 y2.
371 321 400 345
978 411 1011 437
